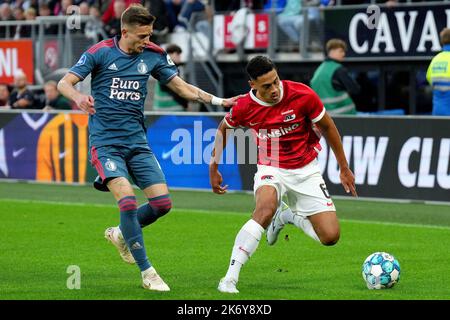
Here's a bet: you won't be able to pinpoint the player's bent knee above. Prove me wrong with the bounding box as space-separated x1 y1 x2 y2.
149 195 172 218
320 231 340 246
156 203 171 216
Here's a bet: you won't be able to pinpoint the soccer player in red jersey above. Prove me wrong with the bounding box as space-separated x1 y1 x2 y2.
209 56 357 293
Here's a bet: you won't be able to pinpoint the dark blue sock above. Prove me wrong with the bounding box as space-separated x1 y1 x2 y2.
118 196 151 272
137 194 172 228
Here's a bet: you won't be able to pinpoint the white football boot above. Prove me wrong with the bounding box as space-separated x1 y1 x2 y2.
266 203 288 246
218 277 239 293
142 267 170 292
104 226 136 264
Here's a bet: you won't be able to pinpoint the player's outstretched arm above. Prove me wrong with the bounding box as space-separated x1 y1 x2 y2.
209 119 233 194
315 112 357 197
165 76 240 108
57 73 95 115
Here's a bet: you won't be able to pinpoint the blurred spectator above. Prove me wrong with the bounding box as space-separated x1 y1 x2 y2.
14 7 36 38
104 0 125 37
193 0 213 39
310 38 360 115
24 0 40 11
64 1 94 34
24 7 36 19
426 28 450 116
8 71 37 110
46 0 60 13
37 2 59 35
13 6 25 21
54 0 73 16
165 0 186 32
102 0 140 25
277 0 320 45
0 83 11 109
42 80 73 111
79 1 90 15
0 3 16 38
0 3 14 21
263 0 287 13
178 0 206 31
171 0 223 39
153 44 188 111
89 4 101 17
91 0 112 15
142 0 169 43
85 5 103 40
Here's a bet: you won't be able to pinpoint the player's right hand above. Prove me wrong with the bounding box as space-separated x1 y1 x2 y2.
222 94 246 108
209 169 228 195
74 94 95 115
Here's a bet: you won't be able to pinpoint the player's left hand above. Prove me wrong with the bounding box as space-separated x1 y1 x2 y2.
222 94 246 108
340 167 357 197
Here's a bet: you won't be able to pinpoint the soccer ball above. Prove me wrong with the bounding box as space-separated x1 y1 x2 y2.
362 252 401 289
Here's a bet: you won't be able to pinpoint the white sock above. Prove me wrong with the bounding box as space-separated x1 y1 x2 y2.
278 201 292 225
224 219 264 282
291 214 320 242
277 204 320 242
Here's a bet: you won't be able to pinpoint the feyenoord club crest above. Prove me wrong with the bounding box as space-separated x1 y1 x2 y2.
137 60 148 74
105 159 117 171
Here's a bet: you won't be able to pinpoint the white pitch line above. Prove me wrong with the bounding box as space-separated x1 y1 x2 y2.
1 198 450 230
0 198 117 209
339 219 450 231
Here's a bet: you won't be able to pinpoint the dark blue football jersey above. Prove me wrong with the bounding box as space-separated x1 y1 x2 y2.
69 37 178 147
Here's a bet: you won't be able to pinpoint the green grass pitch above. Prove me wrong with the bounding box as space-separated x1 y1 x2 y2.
1 181 450 300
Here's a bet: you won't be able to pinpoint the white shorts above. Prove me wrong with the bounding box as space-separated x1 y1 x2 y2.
253 159 336 217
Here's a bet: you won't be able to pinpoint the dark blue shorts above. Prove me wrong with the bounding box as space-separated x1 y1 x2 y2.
90 144 166 191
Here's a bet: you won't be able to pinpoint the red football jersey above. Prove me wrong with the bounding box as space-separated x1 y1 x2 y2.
224 80 325 169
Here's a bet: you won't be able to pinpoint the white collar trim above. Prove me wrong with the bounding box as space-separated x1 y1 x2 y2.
249 81 284 107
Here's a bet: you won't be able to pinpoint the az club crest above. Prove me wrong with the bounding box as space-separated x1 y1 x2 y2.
284 114 296 122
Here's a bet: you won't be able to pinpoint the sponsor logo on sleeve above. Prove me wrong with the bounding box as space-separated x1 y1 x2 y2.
75 54 86 66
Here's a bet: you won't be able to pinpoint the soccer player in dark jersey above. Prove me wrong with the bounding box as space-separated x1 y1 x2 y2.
209 56 357 293
57 4 238 292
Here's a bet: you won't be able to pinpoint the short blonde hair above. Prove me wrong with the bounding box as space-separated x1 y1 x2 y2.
326 39 347 53
121 4 155 28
